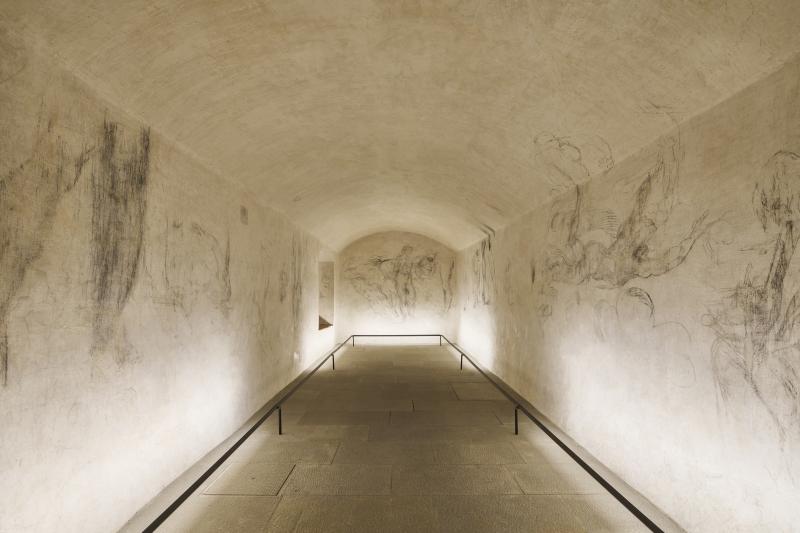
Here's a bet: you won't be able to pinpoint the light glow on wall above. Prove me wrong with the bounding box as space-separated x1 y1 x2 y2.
334 231 459 341
456 308 497 370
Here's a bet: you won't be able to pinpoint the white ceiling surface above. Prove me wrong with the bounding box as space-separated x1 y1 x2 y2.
3 0 800 250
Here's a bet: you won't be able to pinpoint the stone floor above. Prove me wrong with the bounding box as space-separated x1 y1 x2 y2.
159 344 648 532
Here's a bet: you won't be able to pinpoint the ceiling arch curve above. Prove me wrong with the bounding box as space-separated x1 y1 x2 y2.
4 0 800 249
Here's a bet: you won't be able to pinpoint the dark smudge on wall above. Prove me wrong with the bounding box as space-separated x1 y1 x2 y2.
90 120 150 357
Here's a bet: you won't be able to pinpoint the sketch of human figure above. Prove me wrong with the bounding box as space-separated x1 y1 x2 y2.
373 245 436 317
344 245 437 318
1 111 92 385
470 238 494 306
162 220 231 316
534 132 615 195
540 136 714 319
705 151 800 439
388 246 419 313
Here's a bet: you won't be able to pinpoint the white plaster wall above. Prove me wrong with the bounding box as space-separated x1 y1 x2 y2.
457 57 800 532
336 232 457 339
0 32 332 533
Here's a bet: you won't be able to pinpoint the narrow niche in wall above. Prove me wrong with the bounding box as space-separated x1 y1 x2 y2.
319 261 334 330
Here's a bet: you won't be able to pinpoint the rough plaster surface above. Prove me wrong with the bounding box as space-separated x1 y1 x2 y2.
0 31 331 533
456 57 800 532
3 1 800 249
319 261 334 324
336 232 457 338
2 2 800 531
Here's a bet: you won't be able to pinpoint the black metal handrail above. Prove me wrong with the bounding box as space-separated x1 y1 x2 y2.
142 335 355 532
437 334 665 533
349 333 445 346
143 332 665 532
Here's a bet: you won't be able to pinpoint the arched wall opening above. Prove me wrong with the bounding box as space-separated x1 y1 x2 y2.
334 231 457 341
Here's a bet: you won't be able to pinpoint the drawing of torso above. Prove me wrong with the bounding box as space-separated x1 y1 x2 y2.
345 245 438 319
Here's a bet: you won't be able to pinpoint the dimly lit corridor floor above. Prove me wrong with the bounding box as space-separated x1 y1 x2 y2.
160 345 647 532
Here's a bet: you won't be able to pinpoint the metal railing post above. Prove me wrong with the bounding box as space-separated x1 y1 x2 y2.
142 332 664 533
142 334 362 532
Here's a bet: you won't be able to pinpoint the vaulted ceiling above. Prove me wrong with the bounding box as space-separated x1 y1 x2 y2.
3 0 800 249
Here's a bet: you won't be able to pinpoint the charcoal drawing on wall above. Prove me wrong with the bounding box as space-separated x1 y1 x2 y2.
290 236 305 344
539 136 714 322
161 220 232 317
345 245 439 318
0 111 92 385
318 261 334 325
90 120 150 357
469 237 494 307
440 258 455 311
339 232 457 334
705 150 800 440
0 26 336 533
534 131 615 195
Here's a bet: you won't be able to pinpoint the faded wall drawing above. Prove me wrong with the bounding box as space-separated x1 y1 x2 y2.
0 32 327 533
90 120 150 355
161 219 231 317
319 261 334 324
290 235 305 338
0 111 91 385
337 232 457 336
705 150 800 439
469 237 494 306
501 256 537 308
540 135 714 318
456 56 800 533
440 258 456 311
534 131 615 194
344 245 438 318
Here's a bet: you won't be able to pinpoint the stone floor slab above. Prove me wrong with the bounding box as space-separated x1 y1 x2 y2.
391 464 522 495
368 424 515 442
159 495 280 533
297 411 390 426
257 424 370 441
233 437 339 464
266 495 438 533
506 462 603 495
511 437 578 465
426 494 590 533
159 345 649 532
452 382 508 400
433 441 526 464
204 463 295 496
412 399 511 412
333 441 436 464
390 410 502 426
567 494 650 532
289 398 413 412
281 464 392 495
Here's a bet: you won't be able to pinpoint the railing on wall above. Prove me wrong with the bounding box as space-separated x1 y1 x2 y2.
141 336 348 532
436 334 666 533
143 333 665 533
